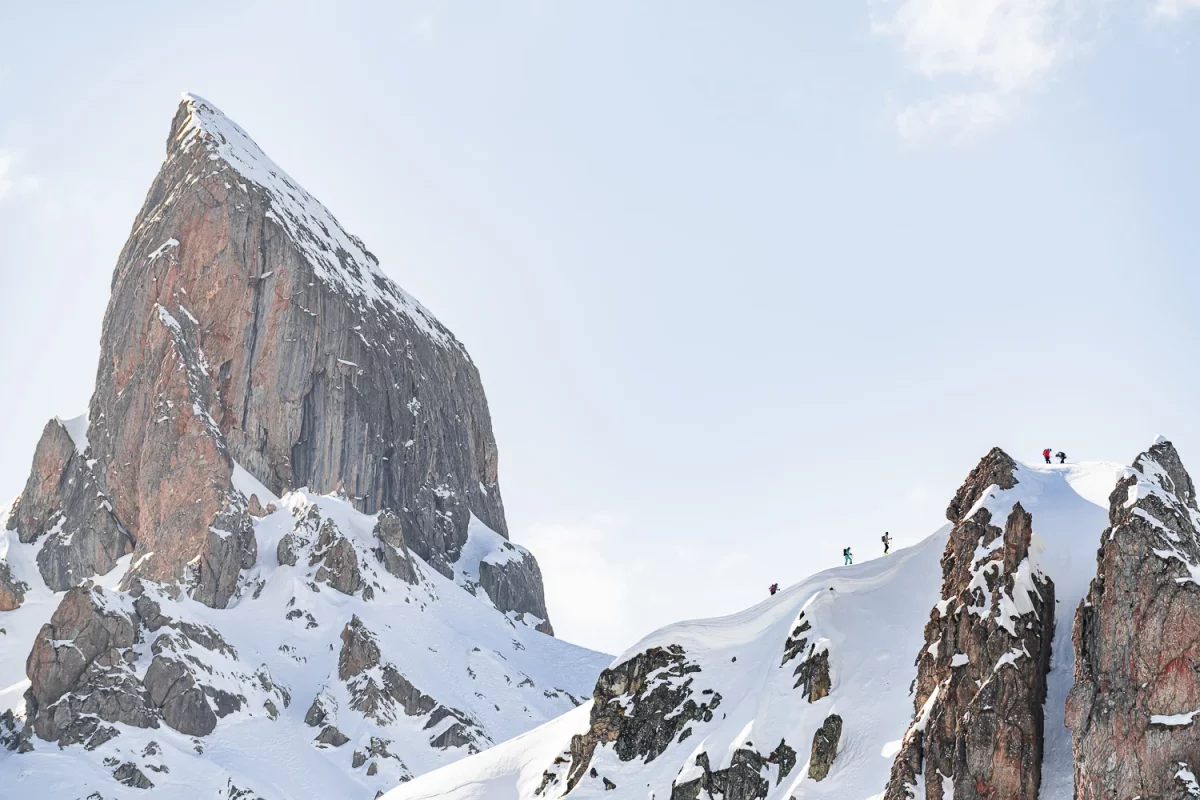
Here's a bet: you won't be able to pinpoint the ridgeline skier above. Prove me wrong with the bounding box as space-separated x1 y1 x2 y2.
882 532 892 555
843 547 853 566
1056 451 1067 464
769 583 779 596
1043 448 1052 464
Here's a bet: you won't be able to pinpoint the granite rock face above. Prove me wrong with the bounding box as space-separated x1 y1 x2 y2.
561 646 721 794
324 615 483 753
807 714 842 782
4 94 549 626
1067 439 1200 800
24 585 154 747
0 562 27 611
478 549 552 635
373 509 419 585
885 449 1055 800
9 418 128 592
23 581 286 747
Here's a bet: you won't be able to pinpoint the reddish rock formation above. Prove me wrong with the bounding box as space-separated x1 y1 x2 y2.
9 418 128 592
885 449 1054 800
0 563 26 611
5 94 550 625
24 585 155 747
1067 439 1200 800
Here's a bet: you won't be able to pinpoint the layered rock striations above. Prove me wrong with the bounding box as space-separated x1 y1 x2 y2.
885 448 1055 800
4 93 549 626
1068 438 1200 800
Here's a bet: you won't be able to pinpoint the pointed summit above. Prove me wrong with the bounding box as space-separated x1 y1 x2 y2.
6 93 551 628
164 92 458 349
1128 436 1199 515
945 446 1019 524
1069 439 1200 799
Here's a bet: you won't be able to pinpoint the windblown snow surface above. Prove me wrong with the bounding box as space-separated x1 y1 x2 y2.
387 458 1125 800
0 471 609 798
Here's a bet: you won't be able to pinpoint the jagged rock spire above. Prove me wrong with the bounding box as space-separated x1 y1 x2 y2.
886 448 1053 800
945 446 1019 525
5 94 549 627
1068 437 1200 800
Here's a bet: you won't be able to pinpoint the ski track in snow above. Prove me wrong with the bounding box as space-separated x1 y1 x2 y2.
387 460 1126 800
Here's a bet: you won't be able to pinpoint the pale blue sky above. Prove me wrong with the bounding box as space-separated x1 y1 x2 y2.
1 1 1198 654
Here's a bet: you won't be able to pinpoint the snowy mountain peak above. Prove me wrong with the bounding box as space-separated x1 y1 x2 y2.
167 92 459 351
0 92 591 797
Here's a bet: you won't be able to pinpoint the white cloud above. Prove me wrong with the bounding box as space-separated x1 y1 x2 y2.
895 90 1014 143
873 0 1076 142
0 150 41 201
1155 0 1200 17
877 0 1200 142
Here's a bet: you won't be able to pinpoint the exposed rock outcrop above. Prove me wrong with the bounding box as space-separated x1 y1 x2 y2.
24 586 156 746
564 646 721 793
670 740 797 800
23 582 284 747
885 449 1055 800
0 562 27 611
332 615 481 751
112 761 154 789
782 611 831 701
339 615 382 681
807 714 842 782
310 519 364 596
3 93 546 625
1067 439 1200 800
478 547 552 635
8 418 129 591
373 509 418 585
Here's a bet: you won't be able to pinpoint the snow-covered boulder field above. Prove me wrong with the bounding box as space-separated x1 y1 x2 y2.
0 481 608 797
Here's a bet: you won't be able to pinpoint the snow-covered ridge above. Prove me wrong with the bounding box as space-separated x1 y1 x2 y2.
174 93 462 352
386 458 1131 800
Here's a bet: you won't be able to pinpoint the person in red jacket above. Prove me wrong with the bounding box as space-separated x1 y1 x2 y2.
1043 448 1052 464
768 583 779 596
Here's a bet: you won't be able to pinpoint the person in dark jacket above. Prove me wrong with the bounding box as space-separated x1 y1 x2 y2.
1056 451 1067 464
882 532 892 555
769 583 779 596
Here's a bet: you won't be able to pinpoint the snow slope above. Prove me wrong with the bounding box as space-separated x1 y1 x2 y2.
387 458 1125 800
0 476 610 799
